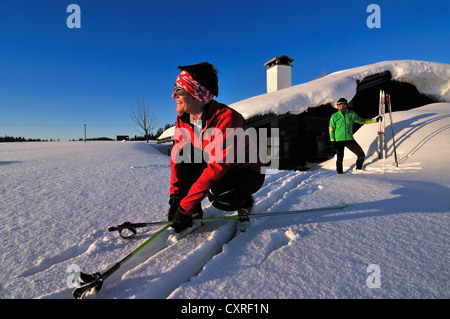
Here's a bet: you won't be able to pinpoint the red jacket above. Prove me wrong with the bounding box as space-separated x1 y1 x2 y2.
170 100 263 215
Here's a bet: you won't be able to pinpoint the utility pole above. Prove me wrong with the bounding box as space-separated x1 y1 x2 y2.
84 124 86 143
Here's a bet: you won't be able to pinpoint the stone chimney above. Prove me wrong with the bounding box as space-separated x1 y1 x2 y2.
264 55 294 93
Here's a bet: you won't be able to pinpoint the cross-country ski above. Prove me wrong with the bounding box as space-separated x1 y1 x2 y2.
378 90 386 159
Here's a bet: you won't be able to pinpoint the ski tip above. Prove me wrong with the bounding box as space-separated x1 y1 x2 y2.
344 203 350 208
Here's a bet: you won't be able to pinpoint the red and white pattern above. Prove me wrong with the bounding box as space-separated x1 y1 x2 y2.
176 70 214 104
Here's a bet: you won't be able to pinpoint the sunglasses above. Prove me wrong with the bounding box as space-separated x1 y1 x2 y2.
337 102 347 106
173 85 187 95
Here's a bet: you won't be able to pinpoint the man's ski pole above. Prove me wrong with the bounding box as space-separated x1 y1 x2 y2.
109 203 350 239
387 94 399 167
72 224 171 299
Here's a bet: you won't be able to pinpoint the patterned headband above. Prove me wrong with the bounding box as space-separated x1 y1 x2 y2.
176 70 214 104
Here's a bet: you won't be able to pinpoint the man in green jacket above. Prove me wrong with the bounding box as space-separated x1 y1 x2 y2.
329 98 381 174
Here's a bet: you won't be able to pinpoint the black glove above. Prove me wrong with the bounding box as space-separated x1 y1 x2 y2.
376 116 383 122
172 207 193 233
167 195 180 221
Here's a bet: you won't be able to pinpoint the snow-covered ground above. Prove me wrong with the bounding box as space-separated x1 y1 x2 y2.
1 102 448 299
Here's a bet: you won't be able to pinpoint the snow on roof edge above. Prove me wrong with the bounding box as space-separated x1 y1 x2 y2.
157 125 175 141
230 60 450 119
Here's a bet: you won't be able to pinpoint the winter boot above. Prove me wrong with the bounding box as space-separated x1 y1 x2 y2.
336 161 343 174
356 157 365 170
237 196 254 232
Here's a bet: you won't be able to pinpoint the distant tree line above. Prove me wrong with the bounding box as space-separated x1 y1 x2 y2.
1 123 175 143
74 137 114 141
0 135 49 142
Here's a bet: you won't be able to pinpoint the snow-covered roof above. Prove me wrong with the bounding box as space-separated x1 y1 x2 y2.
156 125 175 143
230 60 450 119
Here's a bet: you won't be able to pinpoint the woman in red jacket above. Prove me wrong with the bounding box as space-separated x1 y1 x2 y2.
168 62 265 232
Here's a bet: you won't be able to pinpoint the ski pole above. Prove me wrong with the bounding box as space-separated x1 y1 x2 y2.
108 221 174 239
109 203 350 239
387 94 399 167
72 224 171 299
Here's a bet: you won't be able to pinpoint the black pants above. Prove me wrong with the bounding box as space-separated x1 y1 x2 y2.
335 140 365 173
176 160 265 212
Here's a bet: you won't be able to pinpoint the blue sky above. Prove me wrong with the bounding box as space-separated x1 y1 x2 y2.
1 0 448 140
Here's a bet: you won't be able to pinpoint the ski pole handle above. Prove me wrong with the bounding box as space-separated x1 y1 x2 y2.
108 221 148 232
108 221 172 239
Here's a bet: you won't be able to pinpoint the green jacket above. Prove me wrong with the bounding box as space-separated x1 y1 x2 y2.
329 109 376 142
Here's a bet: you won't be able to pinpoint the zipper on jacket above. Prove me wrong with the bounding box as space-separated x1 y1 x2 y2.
342 110 347 141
